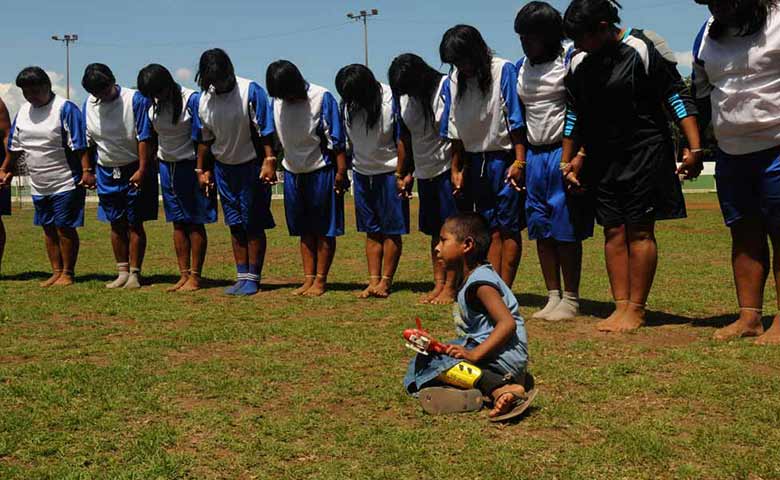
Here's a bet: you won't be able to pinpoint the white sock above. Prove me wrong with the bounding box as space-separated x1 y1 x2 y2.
547 291 580 321
123 267 142 289
106 263 130 289
533 290 561 319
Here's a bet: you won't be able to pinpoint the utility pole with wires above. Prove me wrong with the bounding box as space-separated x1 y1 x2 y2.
51 34 78 99
346 9 378 67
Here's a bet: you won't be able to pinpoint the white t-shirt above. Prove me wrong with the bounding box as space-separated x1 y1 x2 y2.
516 46 572 147
150 86 199 162
8 95 85 196
272 83 344 174
83 86 152 167
444 57 525 153
693 11 780 155
399 76 452 180
196 77 274 166
345 83 399 176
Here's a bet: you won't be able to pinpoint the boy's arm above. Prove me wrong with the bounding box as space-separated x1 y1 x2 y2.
446 285 516 363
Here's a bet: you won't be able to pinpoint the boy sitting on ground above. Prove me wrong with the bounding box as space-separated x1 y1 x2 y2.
403 212 535 421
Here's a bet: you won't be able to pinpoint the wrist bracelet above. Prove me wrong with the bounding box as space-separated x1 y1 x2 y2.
83 167 93 173
689 148 704 153
194 168 204 173
512 160 526 169
576 151 587 158
264 156 278 162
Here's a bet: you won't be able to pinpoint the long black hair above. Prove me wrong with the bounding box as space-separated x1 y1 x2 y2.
16 66 52 90
439 25 493 100
266 60 307 100
695 0 778 39
388 54 443 128
563 0 622 41
195 48 235 92
137 64 182 125
335 64 382 131
82 63 116 102
514 1 565 62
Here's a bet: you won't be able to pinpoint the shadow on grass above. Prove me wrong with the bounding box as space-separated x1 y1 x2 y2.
517 291 740 329
259 281 434 293
0 271 51 281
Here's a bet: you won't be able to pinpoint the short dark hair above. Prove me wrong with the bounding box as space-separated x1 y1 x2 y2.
695 0 779 39
563 0 622 41
15 67 51 90
444 212 491 264
515 1 565 59
81 63 116 95
195 48 235 91
266 60 307 100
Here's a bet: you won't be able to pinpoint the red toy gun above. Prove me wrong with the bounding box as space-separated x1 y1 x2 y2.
403 317 448 355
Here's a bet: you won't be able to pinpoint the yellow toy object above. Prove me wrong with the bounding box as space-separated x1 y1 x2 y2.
437 362 483 389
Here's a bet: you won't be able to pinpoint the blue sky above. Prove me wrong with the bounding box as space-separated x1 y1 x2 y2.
0 0 710 115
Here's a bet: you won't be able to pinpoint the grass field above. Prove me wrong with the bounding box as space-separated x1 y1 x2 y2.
1 193 779 480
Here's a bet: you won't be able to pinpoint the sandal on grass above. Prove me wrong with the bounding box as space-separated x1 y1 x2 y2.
488 387 538 423
418 387 484 415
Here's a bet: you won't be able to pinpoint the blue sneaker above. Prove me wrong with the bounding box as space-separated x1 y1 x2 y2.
235 280 259 296
224 280 246 295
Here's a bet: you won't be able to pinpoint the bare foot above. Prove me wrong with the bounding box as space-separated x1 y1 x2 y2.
371 279 391 298
357 285 375 299
40 271 61 287
597 303 645 333
292 277 315 296
53 274 74 286
167 275 189 292
755 316 780 345
429 288 456 305
302 278 327 297
178 275 202 292
714 312 764 341
419 283 444 304
488 384 527 418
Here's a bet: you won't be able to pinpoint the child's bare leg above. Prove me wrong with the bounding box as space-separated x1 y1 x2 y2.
499 230 522 289
168 223 191 291
293 233 317 295
40 225 63 287
358 233 383 298
0 218 6 275
546 240 583 321
180 225 207 291
715 218 768 340
106 220 130 288
124 223 146 289
53 227 78 286
756 227 780 345
533 238 562 319
487 229 503 278
374 235 402 298
421 237 444 303
304 236 335 296
597 225 631 331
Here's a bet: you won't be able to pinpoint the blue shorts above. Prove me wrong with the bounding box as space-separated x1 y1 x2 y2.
716 146 780 227
353 171 410 235
97 163 159 225
284 166 344 237
0 187 10 216
214 159 275 234
462 150 526 234
418 170 459 236
33 188 86 228
526 144 594 242
159 159 217 225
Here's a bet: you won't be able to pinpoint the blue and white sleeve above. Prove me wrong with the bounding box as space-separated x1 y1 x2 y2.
500 62 524 132
132 92 153 142
248 82 275 138
691 21 712 100
81 100 95 148
60 101 86 151
186 92 205 143
320 91 345 151
439 77 458 140
7 115 20 152
391 96 401 143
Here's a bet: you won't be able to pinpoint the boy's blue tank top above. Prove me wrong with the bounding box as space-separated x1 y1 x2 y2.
453 264 529 378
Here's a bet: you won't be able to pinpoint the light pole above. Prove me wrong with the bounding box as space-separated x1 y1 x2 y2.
51 34 78 99
346 9 378 67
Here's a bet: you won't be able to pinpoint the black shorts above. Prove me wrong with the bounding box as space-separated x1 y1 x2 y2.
586 141 686 228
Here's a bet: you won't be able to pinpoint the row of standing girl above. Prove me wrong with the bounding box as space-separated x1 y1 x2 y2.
3 0 778 343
